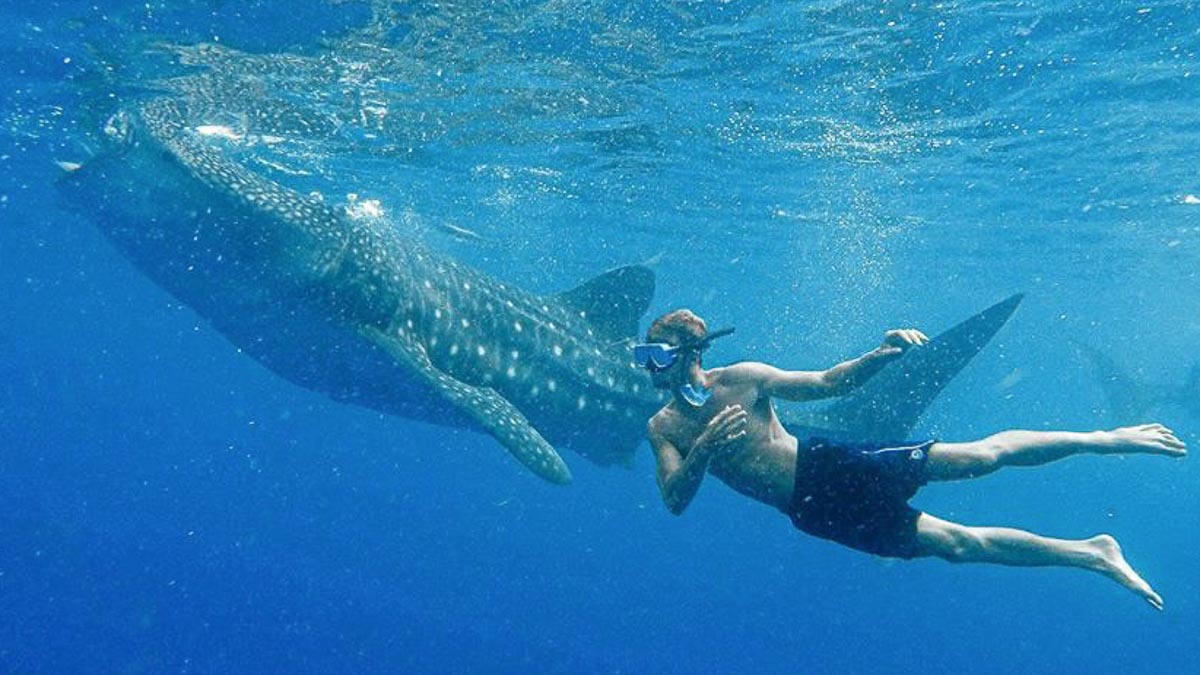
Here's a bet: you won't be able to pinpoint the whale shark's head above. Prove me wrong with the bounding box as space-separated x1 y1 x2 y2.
59 103 211 254
57 99 327 312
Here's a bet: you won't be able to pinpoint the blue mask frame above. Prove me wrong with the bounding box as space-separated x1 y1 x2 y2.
631 327 736 373
632 343 683 372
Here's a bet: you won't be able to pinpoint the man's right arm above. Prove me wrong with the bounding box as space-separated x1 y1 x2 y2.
649 406 747 515
721 329 928 402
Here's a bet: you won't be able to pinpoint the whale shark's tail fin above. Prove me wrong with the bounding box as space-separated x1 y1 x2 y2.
555 264 655 342
783 294 1024 441
1072 341 1154 420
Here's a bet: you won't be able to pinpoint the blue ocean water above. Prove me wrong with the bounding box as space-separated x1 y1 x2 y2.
2 1 1198 673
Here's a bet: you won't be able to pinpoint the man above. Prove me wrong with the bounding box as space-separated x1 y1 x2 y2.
640 309 1186 610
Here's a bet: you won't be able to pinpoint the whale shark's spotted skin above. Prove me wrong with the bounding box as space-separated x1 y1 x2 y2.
62 97 1020 483
69 99 669 482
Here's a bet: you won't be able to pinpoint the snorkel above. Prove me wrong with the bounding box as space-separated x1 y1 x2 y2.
678 382 713 407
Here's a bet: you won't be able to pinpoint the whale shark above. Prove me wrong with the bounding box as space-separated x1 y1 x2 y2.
59 97 1023 484
1074 342 1199 424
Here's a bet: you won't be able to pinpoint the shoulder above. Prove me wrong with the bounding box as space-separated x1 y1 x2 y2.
646 406 672 435
710 361 775 385
646 408 683 454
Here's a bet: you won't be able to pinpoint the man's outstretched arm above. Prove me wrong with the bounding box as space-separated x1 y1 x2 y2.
649 406 748 515
733 328 928 402
816 328 928 393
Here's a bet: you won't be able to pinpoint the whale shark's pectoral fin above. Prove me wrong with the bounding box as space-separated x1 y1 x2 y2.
359 326 572 485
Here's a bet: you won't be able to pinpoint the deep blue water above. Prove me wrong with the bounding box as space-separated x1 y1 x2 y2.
2 1 1199 673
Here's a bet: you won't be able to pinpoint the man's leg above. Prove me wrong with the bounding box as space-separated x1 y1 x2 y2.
914 513 1163 610
924 423 1185 481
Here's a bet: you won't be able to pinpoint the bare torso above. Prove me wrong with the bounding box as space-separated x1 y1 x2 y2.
651 366 798 511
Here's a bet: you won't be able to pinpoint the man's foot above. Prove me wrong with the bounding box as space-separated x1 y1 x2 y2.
1089 534 1164 610
1104 424 1187 458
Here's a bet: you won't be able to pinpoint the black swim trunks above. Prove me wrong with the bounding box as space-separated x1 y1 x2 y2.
785 437 934 559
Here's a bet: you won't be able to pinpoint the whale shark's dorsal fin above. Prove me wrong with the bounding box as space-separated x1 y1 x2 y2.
554 264 655 341
782 294 1024 441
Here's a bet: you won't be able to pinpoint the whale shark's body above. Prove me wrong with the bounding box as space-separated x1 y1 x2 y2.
60 97 1023 483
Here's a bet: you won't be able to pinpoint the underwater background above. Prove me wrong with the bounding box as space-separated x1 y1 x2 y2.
1 1 1198 672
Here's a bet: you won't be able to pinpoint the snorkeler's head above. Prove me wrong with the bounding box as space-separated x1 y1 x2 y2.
640 309 709 389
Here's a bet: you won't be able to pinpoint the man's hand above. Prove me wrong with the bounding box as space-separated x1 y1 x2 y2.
879 328 929 356
693 405 748 455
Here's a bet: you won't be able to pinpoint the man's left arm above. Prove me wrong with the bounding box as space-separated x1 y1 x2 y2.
740 328 928 402
820 328 927 393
